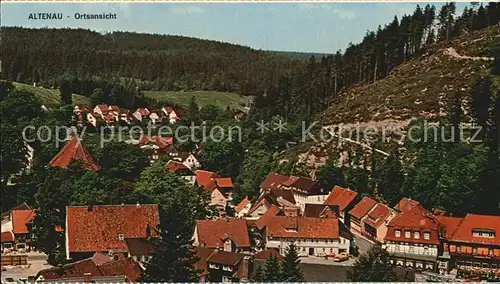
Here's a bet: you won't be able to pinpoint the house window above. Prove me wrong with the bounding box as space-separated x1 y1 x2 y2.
405 231 411 238
414 232 420 239
395 230 401 237
424 232 430 240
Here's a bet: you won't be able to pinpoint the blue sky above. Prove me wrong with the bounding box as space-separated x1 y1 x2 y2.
2 2 467 53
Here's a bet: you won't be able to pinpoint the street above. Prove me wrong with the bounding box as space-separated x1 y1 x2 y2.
1 252 52 282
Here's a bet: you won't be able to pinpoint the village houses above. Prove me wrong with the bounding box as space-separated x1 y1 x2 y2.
65 204 159 263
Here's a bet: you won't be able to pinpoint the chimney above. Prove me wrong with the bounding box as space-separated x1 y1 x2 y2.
136 201 140 208
88 204 93 212
146 223 151 237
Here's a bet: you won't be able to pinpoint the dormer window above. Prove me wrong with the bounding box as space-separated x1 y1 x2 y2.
423 232 430 240
472 228 495 238
405 231 411 238
118 234 124 241
395 230 401 237
414 232 420 239
285 228 298 233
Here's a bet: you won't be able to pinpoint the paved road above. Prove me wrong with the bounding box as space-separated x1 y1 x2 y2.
1 252 51 282
353 234 374 254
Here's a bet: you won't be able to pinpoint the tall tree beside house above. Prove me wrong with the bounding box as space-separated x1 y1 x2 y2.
251 265 265 282
316 162 346 191
33 167 79 265
262 256 283 282
59 76 73 105
347 245 399 282
98 141 150 182
135 161 210 282
280 243 305 282
0 123 28 186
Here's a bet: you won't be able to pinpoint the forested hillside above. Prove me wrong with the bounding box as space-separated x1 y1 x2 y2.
254 3 500 118
1 27 304 96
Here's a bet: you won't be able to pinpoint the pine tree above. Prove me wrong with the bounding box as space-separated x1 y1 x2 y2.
251 265 265 282
280 243 305 282
347 245 400 281
59 77 72 105
263 256 282 282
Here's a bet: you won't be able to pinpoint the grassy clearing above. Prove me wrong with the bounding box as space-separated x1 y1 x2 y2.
12 82 91 108
144 90 253 109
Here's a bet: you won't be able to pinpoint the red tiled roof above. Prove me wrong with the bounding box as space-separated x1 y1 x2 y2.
138 136 173 149
215 177 233 188
303 204 339 218
385 204 440 244
97 257 142 282
96 104 109 111
269 188 296 204
394 198 420 212
324 186 358 211
38 258 102 280
37 254 141 282
282 176 318 193
136 108 150 116
75 104 92 112
235 197 249 213
349 196 377 220
362 203 392 229
247 195 272 216
109 105 120 111
255 204 282 230
435 216 463 239
260 172 290 190
49 137 100 171
448 214 500 246
195 247 216 277
265 216 340 239
166 160 190 174
1 231 14 242
254 248 284 261
196 219 250 248
12 209 35 234
195 170 218 191
66 204 159 253
207 250 244 266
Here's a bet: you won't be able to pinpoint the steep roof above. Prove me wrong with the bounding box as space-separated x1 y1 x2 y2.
138 136 173 149
66 204 159 253
324 186 358 211
435 215 463 239
195 247 216 277
385 204 440 244
206 250 244 266
36 254 141 282
1 231 14 242
255 204 282 230
265 216 340 239
285 176 319 194
362 203 392 229
349 196 377 220
166 160 192 175
195 170 218 191
269 188 296 205
448 213 500 246
254 248 284 261
196 219 250 248
12 209 35 234
303 204 339 218
394 197 420 212
260 172 290 190
48 137 100 171
124 238 155 256
214 177 233 188
235 197 250 213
